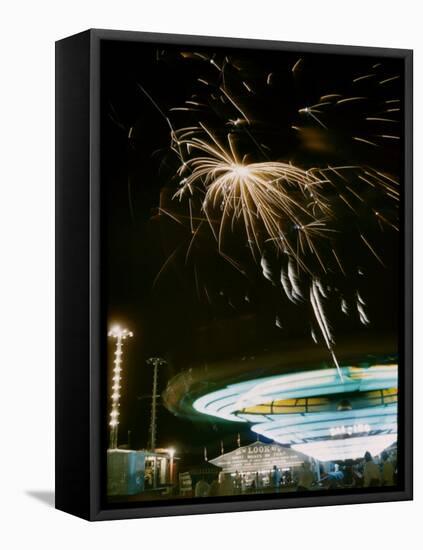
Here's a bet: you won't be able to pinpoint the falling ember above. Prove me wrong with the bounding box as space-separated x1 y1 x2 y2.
353 74 375 83
353 136 379 147
379 75 400 85
292 57 303 73
336 96 367 105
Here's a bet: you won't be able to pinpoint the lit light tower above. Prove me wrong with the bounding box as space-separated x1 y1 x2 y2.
108 325 133 449
146 357 167 451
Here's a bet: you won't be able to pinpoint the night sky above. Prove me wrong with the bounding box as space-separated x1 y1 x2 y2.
101 39 403 464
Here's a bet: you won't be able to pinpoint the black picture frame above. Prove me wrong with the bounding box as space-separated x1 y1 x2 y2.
55 29 413 521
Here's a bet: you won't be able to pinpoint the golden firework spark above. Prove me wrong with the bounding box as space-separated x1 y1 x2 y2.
173 126 332 270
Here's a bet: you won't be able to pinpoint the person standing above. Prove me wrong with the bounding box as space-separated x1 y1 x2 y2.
272 465 281 492
234 470 242 493
194 478 210 497
240 474 246 493
381 451 395 486
363 451 381 487
208 477 219 497
297 461 315 491
219 473 235 496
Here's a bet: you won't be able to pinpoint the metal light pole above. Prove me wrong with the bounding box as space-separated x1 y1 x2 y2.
108 325 133 449
146 357 167 451
168 447 175 484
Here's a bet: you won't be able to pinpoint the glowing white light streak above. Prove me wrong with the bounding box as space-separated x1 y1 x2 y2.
192 365 397 423
251 405 397 443
292 434 397 461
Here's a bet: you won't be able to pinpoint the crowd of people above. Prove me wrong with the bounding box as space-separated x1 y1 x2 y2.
312 450 397 490
333 450 396 488
194 462 317 497
193 450 397 497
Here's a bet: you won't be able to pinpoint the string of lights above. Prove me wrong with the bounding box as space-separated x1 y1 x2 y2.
108 325 133 449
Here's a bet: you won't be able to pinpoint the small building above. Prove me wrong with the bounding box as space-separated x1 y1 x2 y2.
107 449 145 496
209 441 309 487
107 448 177 496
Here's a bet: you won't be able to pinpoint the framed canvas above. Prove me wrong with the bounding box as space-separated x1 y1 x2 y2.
55 29 413 521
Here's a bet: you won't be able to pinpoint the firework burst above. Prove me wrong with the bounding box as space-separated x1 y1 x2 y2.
173 128 332 269
137 49 401 379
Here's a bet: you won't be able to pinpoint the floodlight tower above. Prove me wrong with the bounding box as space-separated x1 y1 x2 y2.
108 325 133 449
146 357 167 451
